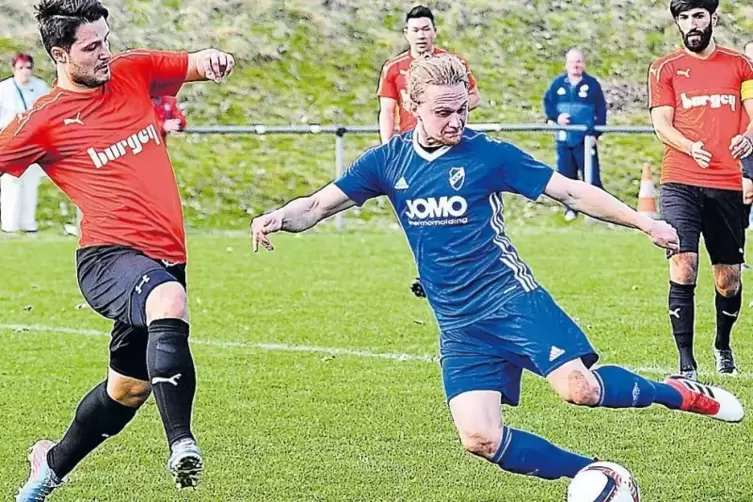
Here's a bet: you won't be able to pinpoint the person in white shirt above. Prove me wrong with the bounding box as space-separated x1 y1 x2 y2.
0 53 50 233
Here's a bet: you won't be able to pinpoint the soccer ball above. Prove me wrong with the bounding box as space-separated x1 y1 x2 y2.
567 461 640 502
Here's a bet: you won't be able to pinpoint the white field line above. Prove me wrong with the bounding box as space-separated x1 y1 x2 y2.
1 323 749 381
0 323 435 363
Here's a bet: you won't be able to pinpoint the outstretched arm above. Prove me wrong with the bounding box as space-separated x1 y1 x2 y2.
543 172 679 251
251 183 355 251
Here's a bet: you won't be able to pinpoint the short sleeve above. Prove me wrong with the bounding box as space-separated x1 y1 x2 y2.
455 54 477 90
377 63 399 100
648 60 675 109
0 112 47 176
487 138 554 200
334 146 387 206
113 50 189 98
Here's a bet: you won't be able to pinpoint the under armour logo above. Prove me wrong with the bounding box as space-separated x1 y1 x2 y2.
722 310 739 318
676 68 691 78
63 112 84 126
669 308 681 319
135 274 150 294
161 259 180 268
151 373 182 386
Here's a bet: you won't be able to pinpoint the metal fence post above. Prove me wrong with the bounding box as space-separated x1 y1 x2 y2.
335 128 346 230
584 135 593 186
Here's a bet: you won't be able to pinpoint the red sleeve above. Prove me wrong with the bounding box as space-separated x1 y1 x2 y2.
0 112 47 177
648 59 675 109
114 50 189 98
455 54 477 91
377 62 398 100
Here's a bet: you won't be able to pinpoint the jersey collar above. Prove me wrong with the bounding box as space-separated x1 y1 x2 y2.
412 132 452 162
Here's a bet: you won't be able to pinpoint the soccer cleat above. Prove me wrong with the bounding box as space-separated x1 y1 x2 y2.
410 277 426 298
664 376 744 423
15 440 62 502
167 439 203 490
713 348 738 376
564 210 577 222
679 365 698 381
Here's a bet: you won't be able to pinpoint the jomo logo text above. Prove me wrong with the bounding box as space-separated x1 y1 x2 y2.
405 196 468 226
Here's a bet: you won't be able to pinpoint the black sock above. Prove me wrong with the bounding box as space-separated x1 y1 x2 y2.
669 281 696 369
47 381 137 478
715 286 742 350
147 318 196 447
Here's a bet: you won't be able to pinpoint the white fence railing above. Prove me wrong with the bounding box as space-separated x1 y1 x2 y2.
182 124 656 228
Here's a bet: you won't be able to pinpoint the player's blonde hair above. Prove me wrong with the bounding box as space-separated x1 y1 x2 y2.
407 53 470 108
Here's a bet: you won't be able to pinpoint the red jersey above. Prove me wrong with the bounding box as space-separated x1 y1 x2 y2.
648 46 753 190
152 95 187 139
377 47 477 133
0 50 189 262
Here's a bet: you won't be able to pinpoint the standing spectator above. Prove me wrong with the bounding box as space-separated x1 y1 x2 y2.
543 48 607 221
377 5 479 144
153 95 186 141
0 53 49 233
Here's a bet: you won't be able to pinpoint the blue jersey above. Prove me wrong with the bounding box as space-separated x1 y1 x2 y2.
334 129 554 330
543 72 607 146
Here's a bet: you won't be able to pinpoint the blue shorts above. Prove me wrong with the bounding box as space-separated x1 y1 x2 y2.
440 287 598 406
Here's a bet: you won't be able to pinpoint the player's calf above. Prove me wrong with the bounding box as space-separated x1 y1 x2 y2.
449 390 592 480
47 380 139 481
144 280 199 487
549 361 662 409
712 265 742 362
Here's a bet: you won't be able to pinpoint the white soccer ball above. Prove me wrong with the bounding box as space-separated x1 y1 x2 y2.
567 461 640 502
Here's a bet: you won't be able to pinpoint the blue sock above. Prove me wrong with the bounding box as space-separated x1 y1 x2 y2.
492 426 592 480
592 365 656 408
593 365 683 409
650 380 684 410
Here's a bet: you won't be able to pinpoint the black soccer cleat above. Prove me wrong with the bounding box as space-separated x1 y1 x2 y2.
410 277 426 298
713 348 738 376
680 365 698 381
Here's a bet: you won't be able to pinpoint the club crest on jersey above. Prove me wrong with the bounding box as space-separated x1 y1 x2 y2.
449 167 465 191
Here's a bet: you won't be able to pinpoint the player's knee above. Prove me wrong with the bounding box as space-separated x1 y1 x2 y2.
558 369 600 406
107 378 151 408
714 271 741 297
145 282 187 324
458 428 502 459
670 254 698 283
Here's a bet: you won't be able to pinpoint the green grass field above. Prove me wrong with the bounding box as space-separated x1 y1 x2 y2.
1 226 752 501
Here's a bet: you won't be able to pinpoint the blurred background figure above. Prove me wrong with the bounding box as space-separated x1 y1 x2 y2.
0 53 49 233
153 95 187 142
544 48 607 221
377 5 479 144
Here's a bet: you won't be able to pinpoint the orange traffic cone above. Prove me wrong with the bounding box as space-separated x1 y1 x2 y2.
637 162 657 218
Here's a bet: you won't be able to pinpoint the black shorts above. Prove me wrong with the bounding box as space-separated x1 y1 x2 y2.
77 245 186 380
659 183 745 265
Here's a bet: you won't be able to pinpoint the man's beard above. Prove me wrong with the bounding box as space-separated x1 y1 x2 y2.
683 24 713 53
71 64 109 88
